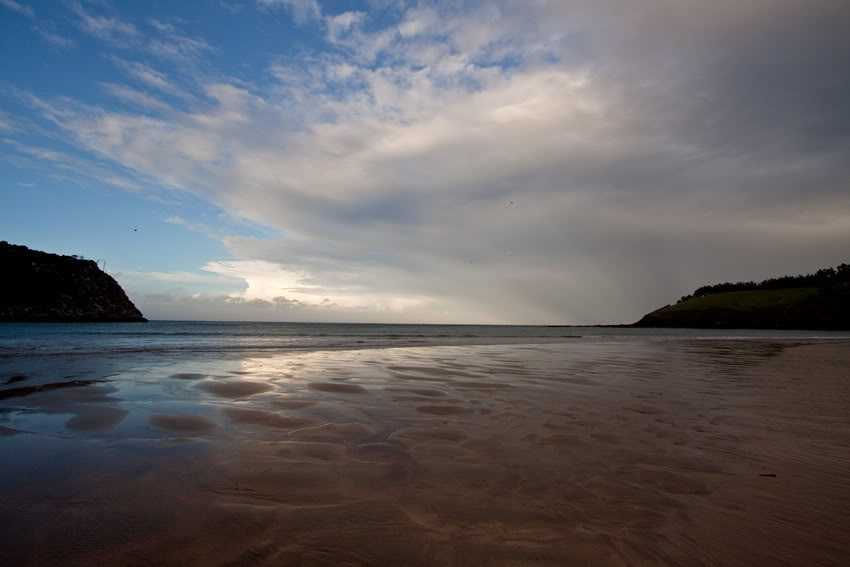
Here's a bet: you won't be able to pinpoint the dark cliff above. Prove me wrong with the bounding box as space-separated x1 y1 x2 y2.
0 242 146 322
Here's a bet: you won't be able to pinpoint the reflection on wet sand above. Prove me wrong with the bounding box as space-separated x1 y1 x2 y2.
308 382 369 394
196 379 274 398
221 407 322 430
1 379 129 433
149 413 218 433
1 340 849 566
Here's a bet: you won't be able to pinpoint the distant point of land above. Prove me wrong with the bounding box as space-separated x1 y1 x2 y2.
634 263 850 330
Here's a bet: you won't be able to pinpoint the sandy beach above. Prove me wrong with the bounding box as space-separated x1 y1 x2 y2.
1 339 849 566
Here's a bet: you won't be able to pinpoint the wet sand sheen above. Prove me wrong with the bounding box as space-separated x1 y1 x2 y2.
269 399 319 409
171 372 208 380
0 340 849 566
222 407 322 430
308 382 368 394
195 380 274 398
414 405 473 415
65 406 129 432
148 413 218 433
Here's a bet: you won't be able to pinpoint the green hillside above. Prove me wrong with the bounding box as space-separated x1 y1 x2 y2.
658 288 817 313
634 265 850 330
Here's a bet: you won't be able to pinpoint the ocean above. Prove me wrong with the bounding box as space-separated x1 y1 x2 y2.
2 320 848 357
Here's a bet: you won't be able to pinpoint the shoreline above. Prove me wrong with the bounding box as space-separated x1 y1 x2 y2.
4 323 850 362
4 333 850 362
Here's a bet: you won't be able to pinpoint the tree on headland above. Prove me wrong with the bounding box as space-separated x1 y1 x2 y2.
677 263 850 303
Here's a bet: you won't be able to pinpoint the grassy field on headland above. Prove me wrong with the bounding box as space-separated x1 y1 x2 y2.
655 288 818 313
634 264 849 330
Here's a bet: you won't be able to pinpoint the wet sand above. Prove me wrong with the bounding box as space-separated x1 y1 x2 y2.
1 339 849 565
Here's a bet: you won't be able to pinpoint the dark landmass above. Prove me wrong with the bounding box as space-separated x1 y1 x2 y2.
635 263 850 330
0 241 146 322
545 324 630 328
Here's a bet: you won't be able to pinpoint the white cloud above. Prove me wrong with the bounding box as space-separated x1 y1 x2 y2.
0 108 13 131
148 36 212 63
100 83 173 112
149 19 175 33
0 0 34 18
147 20 214 63
3 138 142 192
398 7 436 38
220 2 243 14
258 0 321 24
165 216 236 242
326 11 364 42
33 26 76 48
108 57 193 100
72 1 140 42
202 260 319 302
116 267 245 289
197 259 432 313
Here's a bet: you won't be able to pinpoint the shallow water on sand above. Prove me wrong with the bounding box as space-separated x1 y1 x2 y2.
1 340 849 566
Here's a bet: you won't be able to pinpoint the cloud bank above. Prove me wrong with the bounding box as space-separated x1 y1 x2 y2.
7 0 850 323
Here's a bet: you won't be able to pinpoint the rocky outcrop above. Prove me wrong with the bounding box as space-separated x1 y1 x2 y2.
0 241 146 322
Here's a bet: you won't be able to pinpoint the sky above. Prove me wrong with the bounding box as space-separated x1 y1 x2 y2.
1 0 849 324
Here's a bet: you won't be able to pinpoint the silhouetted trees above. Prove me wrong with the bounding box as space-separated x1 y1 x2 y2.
677 263 850 303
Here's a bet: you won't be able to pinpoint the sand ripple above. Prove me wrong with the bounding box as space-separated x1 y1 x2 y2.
148 413 218 433
308 382 368 394
222 407 321 430
195 380 273 398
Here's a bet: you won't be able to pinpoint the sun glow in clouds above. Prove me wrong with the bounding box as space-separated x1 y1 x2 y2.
201 260 431 314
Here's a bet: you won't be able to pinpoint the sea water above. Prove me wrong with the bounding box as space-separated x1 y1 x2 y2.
1 320 848 357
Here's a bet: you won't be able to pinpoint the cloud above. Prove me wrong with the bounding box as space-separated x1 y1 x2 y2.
0 108 13 131
133 291 444 323
258 0 321 24
149 19 175 33
33 26 76 48
108 57 193 100
100 83 173 112
198 259 432 312
220 2 243 14
72 1 140 42
325 11 364 43
120 259 438 322
13 0 850 323
3 138 143 192
201 260 320 302
165 216 231 241
147 20 214 63
129 293 324 322
0 0 34 18
115 267 246 293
